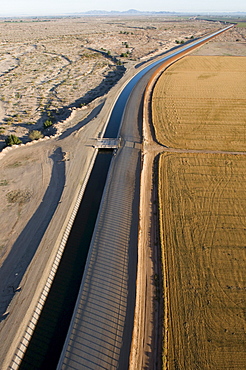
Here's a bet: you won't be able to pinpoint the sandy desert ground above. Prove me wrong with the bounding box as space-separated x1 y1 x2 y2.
0 16 223 149
0 16 245 369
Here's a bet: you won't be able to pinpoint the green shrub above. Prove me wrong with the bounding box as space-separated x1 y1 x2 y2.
5 134 22 146
28 130 44 141
43 119 53 128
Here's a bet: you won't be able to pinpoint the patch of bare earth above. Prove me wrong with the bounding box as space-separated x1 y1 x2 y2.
193 25 246 56
0 148 52 263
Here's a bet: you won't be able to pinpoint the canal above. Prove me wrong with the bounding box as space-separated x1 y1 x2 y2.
17 25 232 369
19 150 113 369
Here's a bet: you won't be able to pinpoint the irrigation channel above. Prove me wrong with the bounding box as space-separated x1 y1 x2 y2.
18 25 233 369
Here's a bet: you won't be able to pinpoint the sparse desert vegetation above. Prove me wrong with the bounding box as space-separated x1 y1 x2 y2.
0 16 222 148
153 53 246 368
28 130 43 141
6 189 32 204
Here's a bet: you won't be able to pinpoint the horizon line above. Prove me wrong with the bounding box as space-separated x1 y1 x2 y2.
0 9 245 18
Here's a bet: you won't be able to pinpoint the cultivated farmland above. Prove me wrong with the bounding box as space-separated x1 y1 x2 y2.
153 55 246 369
152 56 246 151
159 153 246 369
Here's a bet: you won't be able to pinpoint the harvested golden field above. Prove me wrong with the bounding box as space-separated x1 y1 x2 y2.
159 152 246 370
152 56 246 151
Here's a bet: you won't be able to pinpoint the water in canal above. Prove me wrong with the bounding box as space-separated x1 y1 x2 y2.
19 150 113 369
103 26 231 139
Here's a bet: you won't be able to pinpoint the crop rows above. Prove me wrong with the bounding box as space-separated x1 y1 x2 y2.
153 55 246 369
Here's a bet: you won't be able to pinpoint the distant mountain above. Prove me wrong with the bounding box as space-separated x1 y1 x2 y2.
73 9 246 16
76 9 177 16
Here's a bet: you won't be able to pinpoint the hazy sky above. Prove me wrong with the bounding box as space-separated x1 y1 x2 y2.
1 0 245 16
